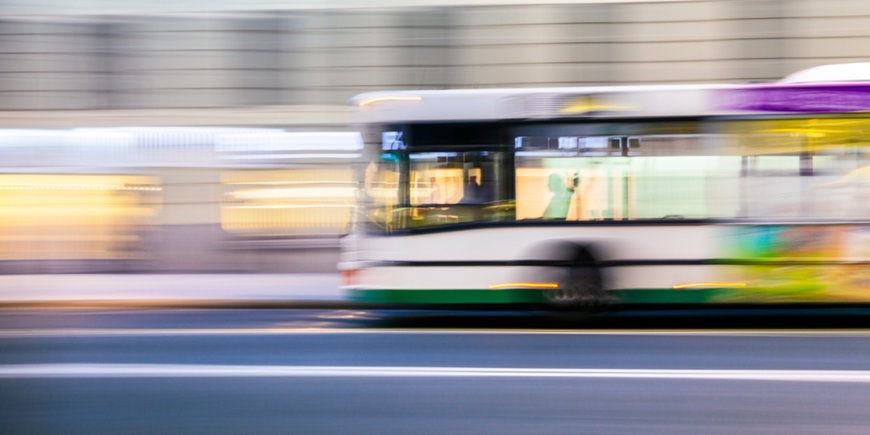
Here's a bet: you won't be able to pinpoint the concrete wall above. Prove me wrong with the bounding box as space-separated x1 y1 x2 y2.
1 0 869 122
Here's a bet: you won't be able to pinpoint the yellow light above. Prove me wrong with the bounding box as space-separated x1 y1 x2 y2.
488 282 559 290
559 96 634 114
672 282 747 289
0 174 159 260
358 96 422 108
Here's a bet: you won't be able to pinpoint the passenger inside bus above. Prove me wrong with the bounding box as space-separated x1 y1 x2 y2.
543 173 578 219
461 175 488 204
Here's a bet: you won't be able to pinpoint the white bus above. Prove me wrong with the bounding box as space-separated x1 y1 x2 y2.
341 64 870 307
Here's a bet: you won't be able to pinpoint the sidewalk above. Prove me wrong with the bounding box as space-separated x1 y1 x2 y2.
0 274 342 307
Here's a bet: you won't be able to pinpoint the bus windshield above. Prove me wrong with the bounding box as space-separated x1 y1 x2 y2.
360 123 514 232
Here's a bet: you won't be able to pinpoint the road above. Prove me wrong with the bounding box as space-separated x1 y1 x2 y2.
3 309 870 434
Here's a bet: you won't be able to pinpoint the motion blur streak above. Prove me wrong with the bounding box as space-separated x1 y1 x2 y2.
672 282 747 289
487 282 558 289
0 127 359 274
358 96 423 108
7 364 870 383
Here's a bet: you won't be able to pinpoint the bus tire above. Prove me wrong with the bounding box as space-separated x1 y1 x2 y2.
544 246 608 310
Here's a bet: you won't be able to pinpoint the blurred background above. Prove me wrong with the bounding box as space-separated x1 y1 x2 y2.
6 2 870 434
1 0 869 275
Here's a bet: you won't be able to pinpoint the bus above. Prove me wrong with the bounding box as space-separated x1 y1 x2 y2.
340 64 870 308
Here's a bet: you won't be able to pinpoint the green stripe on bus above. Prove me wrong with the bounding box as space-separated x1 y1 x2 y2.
347 288 730 304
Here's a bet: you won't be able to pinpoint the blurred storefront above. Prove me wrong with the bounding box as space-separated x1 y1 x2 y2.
0 128 357 273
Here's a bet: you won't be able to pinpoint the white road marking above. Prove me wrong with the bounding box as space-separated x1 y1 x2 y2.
3 364 870 382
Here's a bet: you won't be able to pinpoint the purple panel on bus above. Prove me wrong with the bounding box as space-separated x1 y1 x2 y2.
719 83 870 113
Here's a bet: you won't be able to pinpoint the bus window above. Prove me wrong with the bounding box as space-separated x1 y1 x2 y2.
515 153 629 221
406 151 511 228
728 117 870 219
361 154 400 232
513 123 741 221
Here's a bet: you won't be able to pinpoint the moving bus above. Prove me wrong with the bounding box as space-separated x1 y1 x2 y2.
341 64 870 307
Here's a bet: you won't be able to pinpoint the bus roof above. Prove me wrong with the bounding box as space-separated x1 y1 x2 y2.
782 62 870 84
351 81 870 124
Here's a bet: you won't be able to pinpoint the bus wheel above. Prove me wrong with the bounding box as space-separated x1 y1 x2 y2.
545 248 608 310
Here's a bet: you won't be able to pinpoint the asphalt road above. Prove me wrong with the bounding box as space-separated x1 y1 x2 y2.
3 309 870 434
